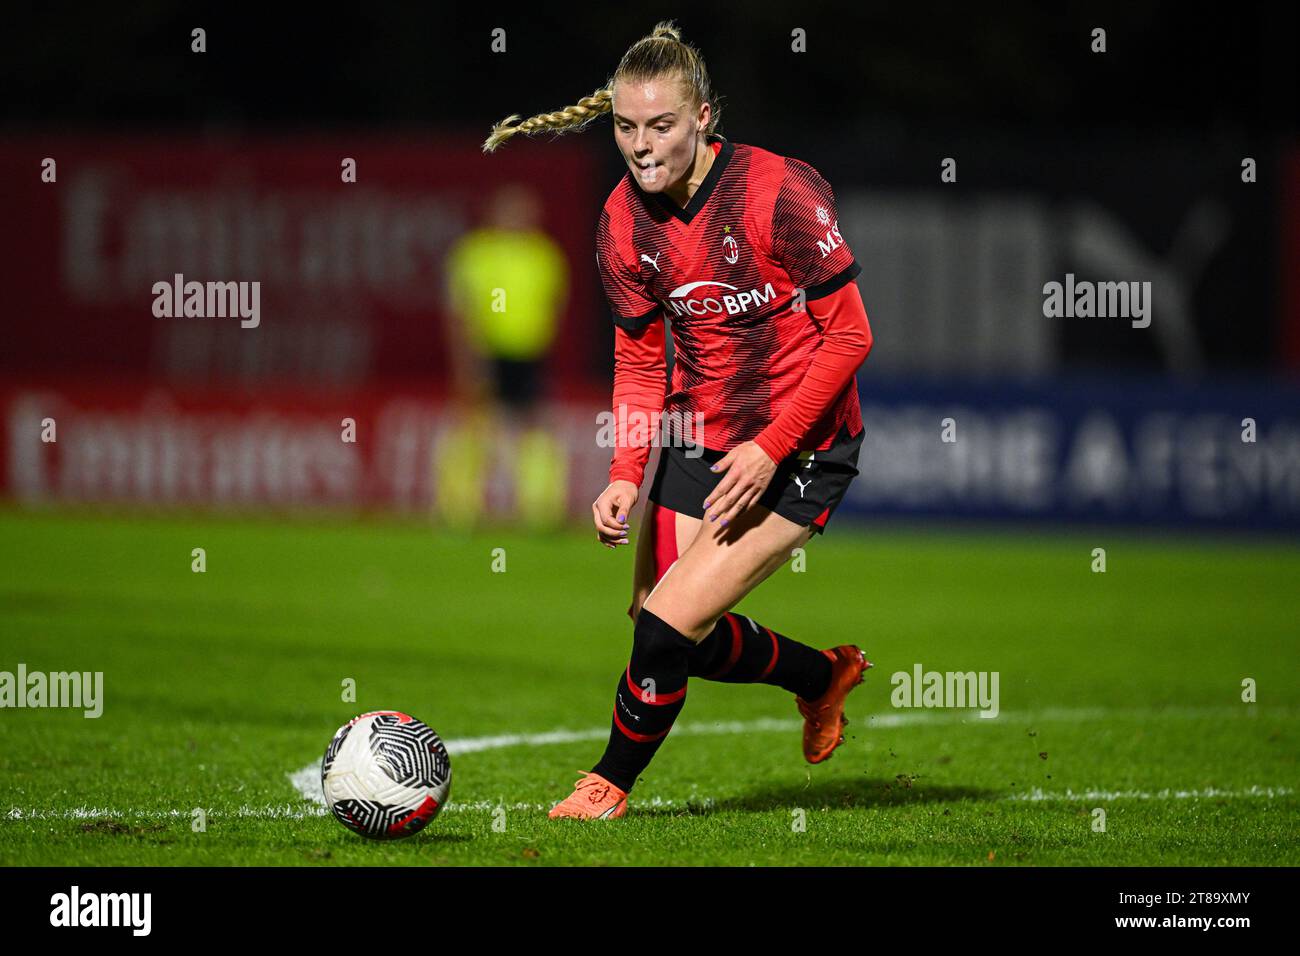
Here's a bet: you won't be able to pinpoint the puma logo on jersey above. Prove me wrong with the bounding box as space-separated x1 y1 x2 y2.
640 252 662 272
792 475 813 498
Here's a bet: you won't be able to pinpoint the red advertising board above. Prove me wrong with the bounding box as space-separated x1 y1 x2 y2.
2 384 619 515
0 135 601 392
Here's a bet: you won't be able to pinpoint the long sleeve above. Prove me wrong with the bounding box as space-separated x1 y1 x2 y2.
608 316 668 487
752 282 873 463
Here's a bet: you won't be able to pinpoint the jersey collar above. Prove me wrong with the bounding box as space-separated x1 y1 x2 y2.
643 133 734 226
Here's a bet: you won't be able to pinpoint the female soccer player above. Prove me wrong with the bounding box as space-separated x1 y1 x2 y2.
483 21 875 820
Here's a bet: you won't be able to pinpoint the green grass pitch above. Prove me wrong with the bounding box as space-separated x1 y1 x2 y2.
0 507 1295 866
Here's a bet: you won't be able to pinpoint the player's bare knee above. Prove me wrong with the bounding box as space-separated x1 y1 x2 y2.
641 593 711 643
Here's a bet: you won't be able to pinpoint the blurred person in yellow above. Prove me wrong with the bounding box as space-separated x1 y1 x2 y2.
439 184 570 531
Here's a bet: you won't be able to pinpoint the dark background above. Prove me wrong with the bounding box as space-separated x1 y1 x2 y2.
5 4 1294 138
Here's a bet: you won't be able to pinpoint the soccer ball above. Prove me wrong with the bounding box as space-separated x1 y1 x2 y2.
321 710 452 839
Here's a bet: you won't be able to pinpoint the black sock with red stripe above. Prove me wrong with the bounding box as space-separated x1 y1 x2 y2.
590 607 695 794
687 611 832 701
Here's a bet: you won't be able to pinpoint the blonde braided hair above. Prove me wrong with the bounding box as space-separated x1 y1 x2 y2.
482 20 722 153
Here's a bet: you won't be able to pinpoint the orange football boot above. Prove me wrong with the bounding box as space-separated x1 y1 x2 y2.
547 770 629 820
796 645 872 763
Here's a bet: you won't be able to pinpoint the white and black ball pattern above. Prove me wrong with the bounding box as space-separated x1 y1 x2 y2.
321 711 452 839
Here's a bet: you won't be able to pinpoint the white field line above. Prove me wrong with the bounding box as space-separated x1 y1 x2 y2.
5 785 1295 822
4 707 1290 822
1005 785 1293 802
442 708 1104 755
288 704 1282 805
348 704 1274 759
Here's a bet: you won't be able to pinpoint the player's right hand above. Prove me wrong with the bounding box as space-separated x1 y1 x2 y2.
592 480 638 549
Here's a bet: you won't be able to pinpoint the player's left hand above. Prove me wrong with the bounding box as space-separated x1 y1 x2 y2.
704 441 778 526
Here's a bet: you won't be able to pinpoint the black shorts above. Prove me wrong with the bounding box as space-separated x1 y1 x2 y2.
647 422 864 535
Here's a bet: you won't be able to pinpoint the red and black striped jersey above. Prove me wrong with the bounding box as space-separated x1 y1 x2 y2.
596 134 867 486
